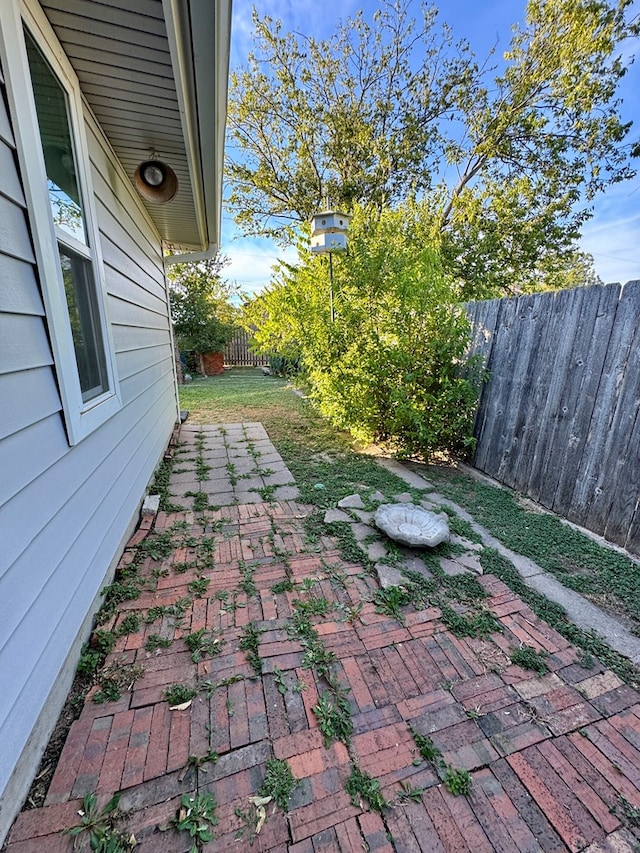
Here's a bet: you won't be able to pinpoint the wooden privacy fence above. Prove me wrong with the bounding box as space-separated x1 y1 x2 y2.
466 280 640 555
224 329 268 367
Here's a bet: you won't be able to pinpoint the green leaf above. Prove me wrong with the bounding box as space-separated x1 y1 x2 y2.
101 794 121 815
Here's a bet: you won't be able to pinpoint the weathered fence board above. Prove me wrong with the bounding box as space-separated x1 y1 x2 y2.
467 280 640 555
224 329 268 367
580 282 640 539
548 284 621 515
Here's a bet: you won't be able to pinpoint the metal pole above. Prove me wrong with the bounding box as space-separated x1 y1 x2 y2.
329 251 335 323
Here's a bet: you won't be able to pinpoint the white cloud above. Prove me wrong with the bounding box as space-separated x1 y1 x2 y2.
580 179 640 284
221 236 298 298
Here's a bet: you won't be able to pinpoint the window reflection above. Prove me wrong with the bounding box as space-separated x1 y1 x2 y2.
24 26 110 404
24 31 86 244
59 247 107 402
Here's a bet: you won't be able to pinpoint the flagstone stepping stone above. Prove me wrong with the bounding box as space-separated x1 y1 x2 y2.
324 508 352 523
376 563 405 589
337 493 365 509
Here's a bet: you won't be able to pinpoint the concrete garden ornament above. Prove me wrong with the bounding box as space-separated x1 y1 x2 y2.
374 503 450 548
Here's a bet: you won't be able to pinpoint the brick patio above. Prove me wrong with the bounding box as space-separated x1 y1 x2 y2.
6 423 640 852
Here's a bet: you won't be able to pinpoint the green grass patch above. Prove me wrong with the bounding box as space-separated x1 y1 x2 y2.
345 764 387 813
259 758 298 810
425 466 640 633
313 689 354 748
164 683 198 706
510 644 549 674
440 604 503 639
239 622 264 673
480 548 640 688
184 628 224 662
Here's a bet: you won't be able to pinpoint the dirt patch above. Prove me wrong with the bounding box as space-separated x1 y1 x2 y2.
22 672 92 810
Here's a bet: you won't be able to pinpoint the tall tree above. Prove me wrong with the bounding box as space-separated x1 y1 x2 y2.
227 0 637 295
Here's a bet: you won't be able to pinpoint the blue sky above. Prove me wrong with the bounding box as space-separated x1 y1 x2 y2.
222 0 640 296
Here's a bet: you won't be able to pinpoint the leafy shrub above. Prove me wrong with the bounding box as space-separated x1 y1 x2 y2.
245 202 483 458
269 354 300 376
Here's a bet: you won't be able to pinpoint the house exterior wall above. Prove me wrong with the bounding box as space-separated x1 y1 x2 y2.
0 43 178 839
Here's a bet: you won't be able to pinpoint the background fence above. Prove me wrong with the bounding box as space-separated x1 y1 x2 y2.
466 280 640 555
224 329 269 367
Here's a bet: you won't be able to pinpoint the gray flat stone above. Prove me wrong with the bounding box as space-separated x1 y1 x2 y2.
200 448 228 460
202 490 235 506
262 470 295 486
206 476 233 491
369 491 387 503
439 558 470 577
338 494 365 509
324 509 352 523
142 495 160 516
376 564 405 589
171 471 200 483
352 509 374 524
232 459 260 475
234 491 263 504
249 439 274 450
239 476 265 491
256 452 284 466
376 458 433 489
352 523 376 542
366 541 387 561
274 485 300 500
393 492 414 503
451 534 483 552
456 553 483 575
419 499 439 512
171 481 200 496
206 457 230 470
403 556 433 579
243 423 269 436
259 460 288 474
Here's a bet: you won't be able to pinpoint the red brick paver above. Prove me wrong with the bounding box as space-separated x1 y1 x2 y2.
6 423 640 852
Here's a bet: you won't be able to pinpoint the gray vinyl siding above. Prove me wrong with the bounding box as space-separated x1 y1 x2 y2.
0 57 177 826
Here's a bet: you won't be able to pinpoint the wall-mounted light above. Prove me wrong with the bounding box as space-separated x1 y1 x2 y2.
134 159 178 204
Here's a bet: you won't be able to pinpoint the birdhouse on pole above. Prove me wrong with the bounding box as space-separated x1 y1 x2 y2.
310 210 351 253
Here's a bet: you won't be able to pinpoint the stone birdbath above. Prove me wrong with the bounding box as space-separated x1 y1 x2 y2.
374 503 450 548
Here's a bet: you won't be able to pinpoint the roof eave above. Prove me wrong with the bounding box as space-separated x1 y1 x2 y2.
162 0 232 254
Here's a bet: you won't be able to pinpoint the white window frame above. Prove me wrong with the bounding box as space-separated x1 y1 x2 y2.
0 0 121 444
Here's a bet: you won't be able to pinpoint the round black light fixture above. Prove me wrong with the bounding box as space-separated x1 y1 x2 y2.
141 161 165 187
134 159 178 204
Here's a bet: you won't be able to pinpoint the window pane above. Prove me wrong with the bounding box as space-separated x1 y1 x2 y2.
24 30 86 244
59 247 108 402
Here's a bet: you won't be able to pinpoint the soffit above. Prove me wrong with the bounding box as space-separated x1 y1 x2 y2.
39 0 203 249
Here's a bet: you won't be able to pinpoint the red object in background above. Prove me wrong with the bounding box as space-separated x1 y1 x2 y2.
201 352 225 375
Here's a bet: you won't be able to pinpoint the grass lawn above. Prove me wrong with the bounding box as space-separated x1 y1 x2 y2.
179 369 416 511
178 368 640 683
